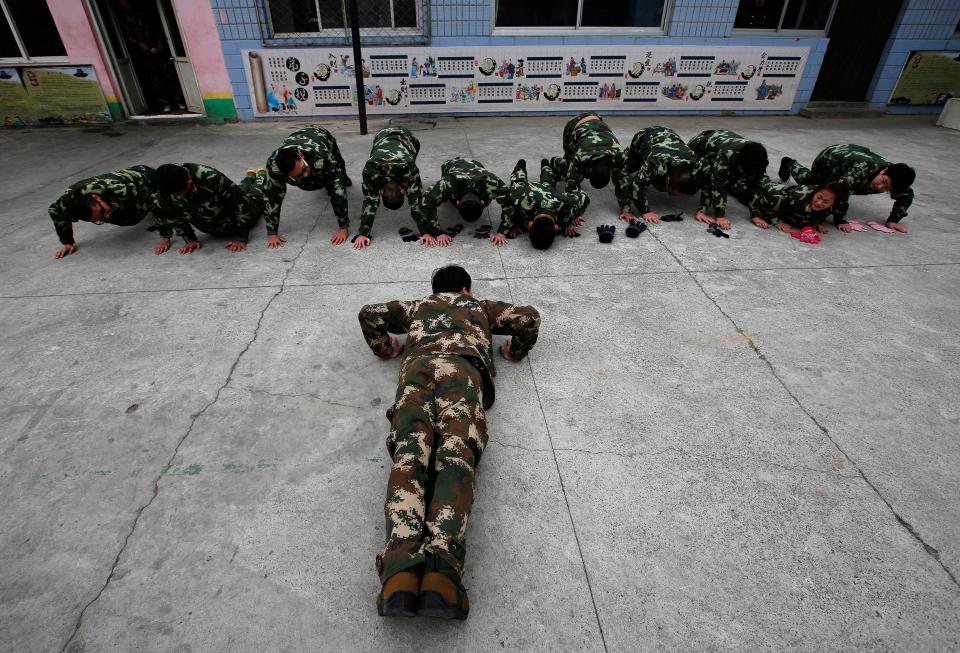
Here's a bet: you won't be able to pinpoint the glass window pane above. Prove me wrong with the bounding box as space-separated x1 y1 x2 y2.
393 0 418 28
781 0 834 30
269 0 320 33
318 0 345 29
496 0 578 27
0 11 22 57
350 0 391 28
734 0 785 29
581 0 665 28
6 0 66 57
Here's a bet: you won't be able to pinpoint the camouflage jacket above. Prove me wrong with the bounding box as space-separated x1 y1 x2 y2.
358 292 540 408
262 126 349 235
730 176 832 227
688 129 753 217
562 113 630 204
360 126 425 237
503 164 590 234
48 165 157 245
422 158 511 235
154 164 257 242
809 144 913 223
623 126 697 214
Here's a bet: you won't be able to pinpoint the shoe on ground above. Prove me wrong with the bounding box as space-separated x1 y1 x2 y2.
377 569 420 617
418 557 469 620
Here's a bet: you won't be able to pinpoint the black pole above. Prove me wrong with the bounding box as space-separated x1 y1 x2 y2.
347 0 367 135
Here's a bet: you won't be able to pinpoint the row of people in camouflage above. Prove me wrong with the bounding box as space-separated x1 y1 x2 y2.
48 113 916 259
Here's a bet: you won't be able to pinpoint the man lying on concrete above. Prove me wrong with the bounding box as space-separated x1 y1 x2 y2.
688 129 770 230
498 159 590 250
359 264 540 620
779 145 915 234
152 163 266 255
620 126 699 226
48 166 158 259
422 157 512 247
261 125 352 249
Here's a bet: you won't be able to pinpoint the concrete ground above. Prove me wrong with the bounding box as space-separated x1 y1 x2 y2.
0 114 958 652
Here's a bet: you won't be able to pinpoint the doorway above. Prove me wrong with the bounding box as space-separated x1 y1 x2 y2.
811 0 904 102
89 0 203 116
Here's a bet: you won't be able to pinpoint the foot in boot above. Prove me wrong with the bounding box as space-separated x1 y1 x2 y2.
344 176 353 187
377 569 421 617
418 557 469 620
778 157 793 183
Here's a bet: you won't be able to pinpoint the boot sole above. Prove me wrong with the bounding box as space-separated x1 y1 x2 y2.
417 591 468 620
377 591 418 617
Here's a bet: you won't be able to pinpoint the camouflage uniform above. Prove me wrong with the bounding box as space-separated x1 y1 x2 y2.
359 292 540 582
48 166 158 245
622 126 698 214
551 112 630 204
360 126 426 238
154 164 266 242
688 129 756 218
422 158 511 236
501 161 590 234
261 126 350 236
729 176 832 228
787 144 913 224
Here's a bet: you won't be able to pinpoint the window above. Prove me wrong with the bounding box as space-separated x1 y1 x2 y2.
267 0 420 34
495 0 667 30
0 0 67 60
734 0 836 32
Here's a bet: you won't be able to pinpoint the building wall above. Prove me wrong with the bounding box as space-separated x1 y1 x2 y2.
174 0 239 120
867 0 960 113
212 0 958 120
47 0 123 119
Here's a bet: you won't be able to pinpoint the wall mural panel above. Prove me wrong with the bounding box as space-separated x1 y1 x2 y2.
243 46 808 117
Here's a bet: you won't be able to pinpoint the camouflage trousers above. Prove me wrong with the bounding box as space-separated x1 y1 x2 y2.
378 354 488 583
562 111 603 159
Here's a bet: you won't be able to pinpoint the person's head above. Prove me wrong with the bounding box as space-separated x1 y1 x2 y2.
156 164 193 196
528 214 557 250
665 165 698 196
872 163 915 193
810 181 848 212
587 160 611 189
275 147 310 181
736 142 769 180
431 265 472 294
69 194 111 224
455 191 484 222
381 182 405 210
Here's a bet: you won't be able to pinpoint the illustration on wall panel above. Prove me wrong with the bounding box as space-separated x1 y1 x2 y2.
243 46 808 117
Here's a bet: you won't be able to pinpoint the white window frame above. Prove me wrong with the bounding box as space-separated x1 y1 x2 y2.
0 0 70 64
265 0 424 38
493 0 672 36
729 0 838 37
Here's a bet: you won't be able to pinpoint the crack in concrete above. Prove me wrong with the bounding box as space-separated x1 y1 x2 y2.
57 211 322 653
647 229 960 589
485 438 554 454
553 444 859 480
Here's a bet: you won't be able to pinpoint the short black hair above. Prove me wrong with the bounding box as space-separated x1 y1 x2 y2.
156 164 191 195
457 192 483 222
275 147 300 175
667 165 697 194
382 182 405 210
68 195 99 220
529 215 556 250
431 265 472 293
588 160 611 189
737 142 769 179
886 163 916 193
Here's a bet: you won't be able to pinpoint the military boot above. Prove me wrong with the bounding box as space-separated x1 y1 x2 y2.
418 555 469 620
377 564 422 617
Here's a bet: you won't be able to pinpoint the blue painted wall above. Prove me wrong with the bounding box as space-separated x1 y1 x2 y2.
210 0 957 120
